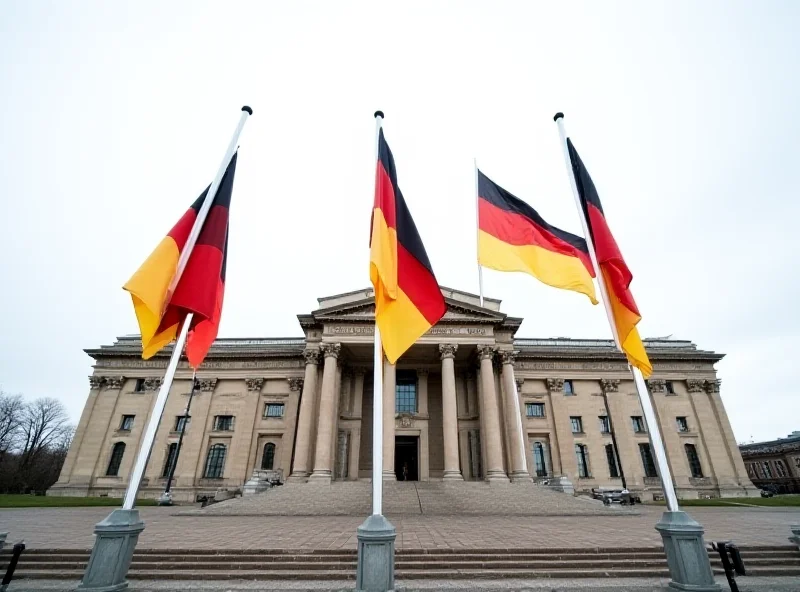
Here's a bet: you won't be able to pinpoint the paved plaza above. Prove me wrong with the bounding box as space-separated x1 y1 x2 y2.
1 505 797 550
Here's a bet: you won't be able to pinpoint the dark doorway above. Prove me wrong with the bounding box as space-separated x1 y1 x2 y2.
395 436 419 481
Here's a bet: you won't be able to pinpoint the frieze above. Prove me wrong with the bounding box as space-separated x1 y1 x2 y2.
327 325 374 335
428 327 487 336
94 358 303 370
741 441 800 456
245 378 265 392
517 361 627 371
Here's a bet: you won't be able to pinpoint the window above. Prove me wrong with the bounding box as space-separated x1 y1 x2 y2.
120 415 135 431
599 416 610 433
605 444 620 478
685 444 703 478
134 379 146 392
676 417 689 432
264 403 285 418
775 461 787 478
665 381 675 395
575 444 590 478
203 444 227 478
526 403 545 417
570 416 583 433
533 442 548 477
106 442 125 476
213 415 234 431
795 457 800 471
747 463 758 479
262 442 276 470
563 380 575 395
395 370 417 413
762 462 773 479
631 416 646 433
174 415 189 432
162 443 178 477
639 443 658 478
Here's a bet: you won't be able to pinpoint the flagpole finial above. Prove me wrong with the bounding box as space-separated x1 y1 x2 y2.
374 110 385 119
553 112 564 121
242 106 253 115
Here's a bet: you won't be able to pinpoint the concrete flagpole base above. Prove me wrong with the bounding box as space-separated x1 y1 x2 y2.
655 511 721 592
356 514 396 592
156 492 174 506
77 509 144 592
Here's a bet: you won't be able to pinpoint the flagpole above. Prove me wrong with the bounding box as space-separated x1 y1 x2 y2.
474 158 485 307
553 111 678 513
121 106 252 511
371 111 385 517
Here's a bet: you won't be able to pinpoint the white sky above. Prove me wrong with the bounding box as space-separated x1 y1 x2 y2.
1 1 797 443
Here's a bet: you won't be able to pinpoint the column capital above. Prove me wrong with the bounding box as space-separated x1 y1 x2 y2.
303 348 321 365
89 376 104 389
245 377 265 392
320 343 342 359
476 346 495 361
546 378 564 393
439 343 458 360
103 376 125 390
143 377 163 391
417 368 430 377
704 379 721 394
647 379 667 393
600 378 620 393
499 350 518 365
198 378 218 392
686 379 705 393
288 377 304 392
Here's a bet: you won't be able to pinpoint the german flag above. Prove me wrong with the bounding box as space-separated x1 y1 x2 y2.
123 153 237 368
370 128 446 364
567 139 652 377
478 170 597 303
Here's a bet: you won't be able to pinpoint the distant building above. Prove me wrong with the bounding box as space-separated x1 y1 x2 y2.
50 287 758 502
740 432 800 494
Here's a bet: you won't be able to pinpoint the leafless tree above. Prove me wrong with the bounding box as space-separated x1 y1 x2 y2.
17 397 71 471
0 391 25 465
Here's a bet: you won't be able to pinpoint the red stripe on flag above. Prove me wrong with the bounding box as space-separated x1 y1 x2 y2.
397 242 446 325
169 244 225 322
374 161 397 230
186 278 225 368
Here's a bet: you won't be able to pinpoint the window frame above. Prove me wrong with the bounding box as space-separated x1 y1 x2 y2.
605 443 620 478
631 416 647 434
639 443 658 478
526 402 545 418
676 417 689 433
162 442 178 477
532 441 548 477
570 416 583 434
106 442 125 477
395 370 418 414
120 415 135 431
684 443 703 478
263 403 285 418
599 415 610 434
575 444 590 478
775 460 787 478
174 415 189 432
203 443 227 479
762 462 773 479
133 378 146 393
563 380 575 396
261 442 276 470
665 381 675 394
213 415 235 432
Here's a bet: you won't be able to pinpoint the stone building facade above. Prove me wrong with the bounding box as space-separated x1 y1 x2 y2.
740 432 800 494
50 287 757 502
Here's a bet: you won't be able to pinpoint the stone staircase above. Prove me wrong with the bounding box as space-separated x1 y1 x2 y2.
185 480 627 516
4 546 799 581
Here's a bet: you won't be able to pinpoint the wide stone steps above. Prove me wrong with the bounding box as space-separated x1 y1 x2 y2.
4 546 799 581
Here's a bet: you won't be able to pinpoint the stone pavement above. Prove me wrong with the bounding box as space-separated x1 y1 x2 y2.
1 505 797 550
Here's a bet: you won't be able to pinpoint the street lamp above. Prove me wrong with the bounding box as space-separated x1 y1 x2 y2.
158 378 197 506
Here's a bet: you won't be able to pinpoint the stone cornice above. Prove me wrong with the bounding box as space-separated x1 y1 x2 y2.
740 439 800 457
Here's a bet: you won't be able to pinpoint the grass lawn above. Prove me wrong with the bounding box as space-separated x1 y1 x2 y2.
0 494 159 508
649 494 800 507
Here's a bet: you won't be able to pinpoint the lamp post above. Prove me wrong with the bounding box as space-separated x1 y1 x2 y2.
158 378 197 506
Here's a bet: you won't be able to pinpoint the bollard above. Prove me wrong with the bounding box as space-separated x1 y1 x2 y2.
712 541 745 592
0 542 26 592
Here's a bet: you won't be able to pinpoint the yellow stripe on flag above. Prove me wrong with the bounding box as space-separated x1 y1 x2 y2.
603 275 652 377
375 285 433 364
478 230 597 304
123 236 180 359
369 209 398 302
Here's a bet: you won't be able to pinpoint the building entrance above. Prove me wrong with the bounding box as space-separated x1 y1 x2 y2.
395 436 419 481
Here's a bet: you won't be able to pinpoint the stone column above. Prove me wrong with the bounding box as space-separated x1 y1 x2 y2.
477 347 509 482
288 349 320 482
309 343 340 484
439 344 463 481
417 369 429 416
500 352 531 482
348 369 365 480
382 360 396 480
546 378 576 493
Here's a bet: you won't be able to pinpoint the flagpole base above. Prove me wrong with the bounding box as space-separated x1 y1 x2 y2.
655 511 721 591
356 513 396 592
156 492 174 506
77 509 144 592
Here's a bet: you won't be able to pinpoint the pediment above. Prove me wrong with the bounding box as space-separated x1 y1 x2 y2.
312 296 505 324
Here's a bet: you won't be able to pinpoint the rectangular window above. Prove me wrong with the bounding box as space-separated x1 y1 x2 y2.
605 444 620 478
575 444 590 478
526 403 545 417
532 442 548 477
599 416 610 433
776 461 787 478
676 417 689 432
665 381 675 394
264 403 285 418
395 370 417 414
570 416 583 433
174 416 190 432
639 443 658 477
213 415 235 431
563 380 575 395
134 379 146 393
762 462 773 479
162 443 178 477
685 444 703 478
631 416 646 433
120 415 135 431
795 457 800 471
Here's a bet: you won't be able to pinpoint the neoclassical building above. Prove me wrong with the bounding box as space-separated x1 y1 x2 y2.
51 287 757 502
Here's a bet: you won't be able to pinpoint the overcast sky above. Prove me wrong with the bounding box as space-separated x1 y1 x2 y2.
1 1 797 443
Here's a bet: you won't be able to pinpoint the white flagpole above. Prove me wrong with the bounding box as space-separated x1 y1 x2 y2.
553 112 679 513
372 111 385 516
121 106 253 511
474 158 485 307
